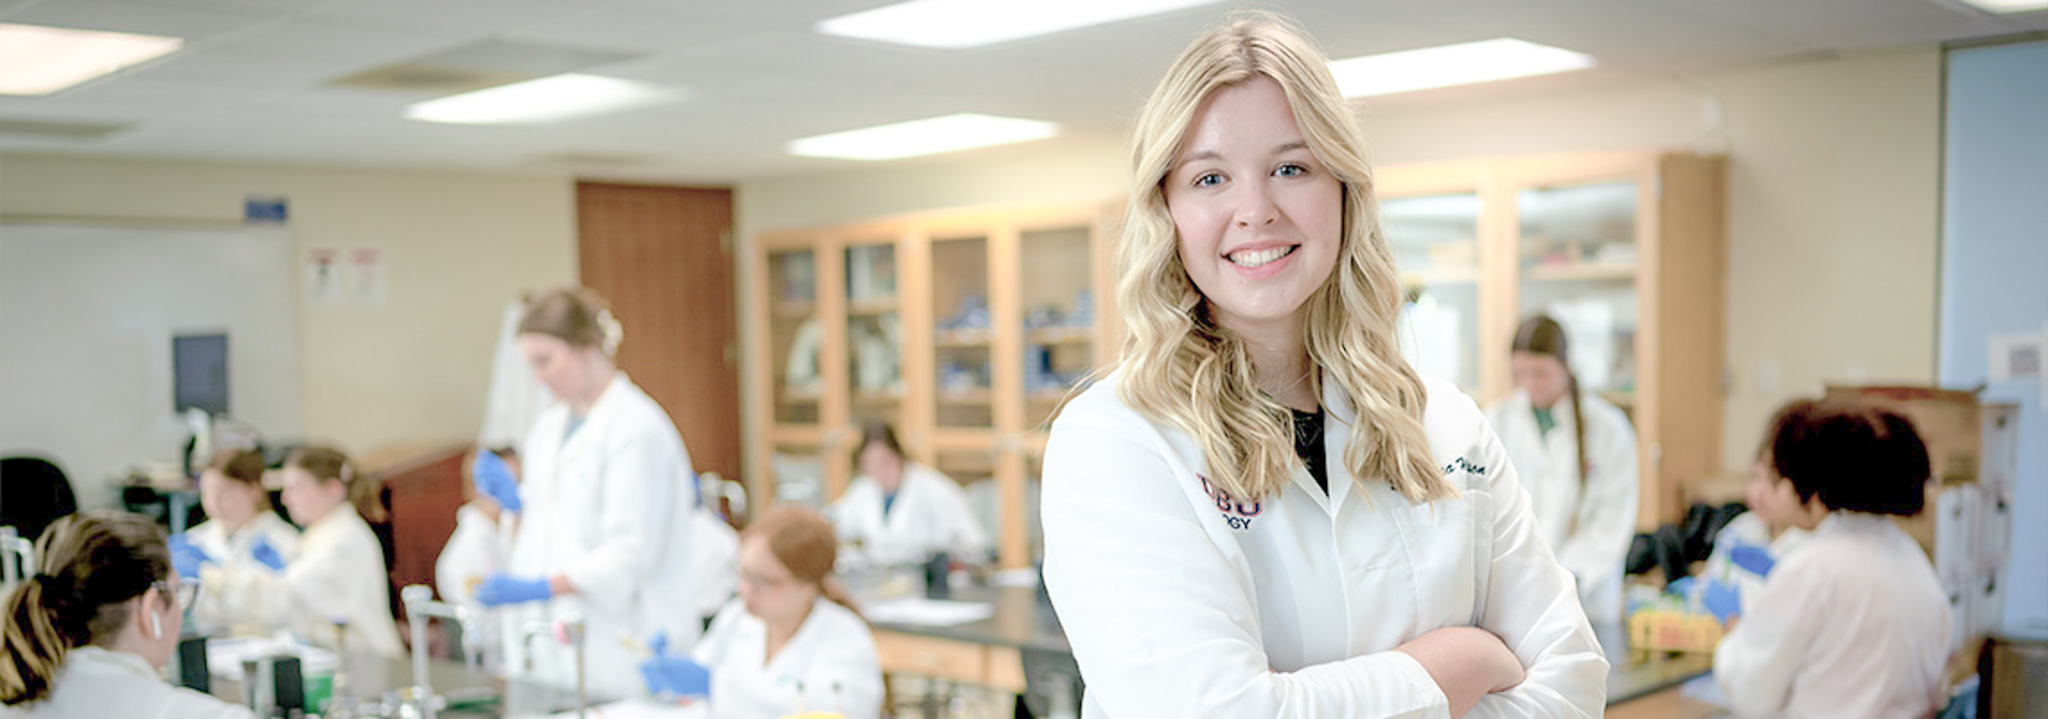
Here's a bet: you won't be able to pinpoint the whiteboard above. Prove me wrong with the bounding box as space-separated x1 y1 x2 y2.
0 222 301 511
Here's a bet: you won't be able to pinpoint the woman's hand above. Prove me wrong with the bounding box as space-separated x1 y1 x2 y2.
1395 626 1527 717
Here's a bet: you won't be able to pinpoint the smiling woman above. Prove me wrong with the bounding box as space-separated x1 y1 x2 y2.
1039 11 1607 718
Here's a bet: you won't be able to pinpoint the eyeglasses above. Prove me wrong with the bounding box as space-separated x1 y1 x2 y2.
156 580 198 610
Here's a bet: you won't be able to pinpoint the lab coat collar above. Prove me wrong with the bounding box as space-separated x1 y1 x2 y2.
1289 370 1354 516
1816 511 1897 535
304 505 365 543
559 372 634 462
67 645 160 683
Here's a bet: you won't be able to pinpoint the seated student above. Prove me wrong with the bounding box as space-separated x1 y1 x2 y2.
643 506 883 719
1714 400 1951 719
435 447 519 664
1 511 256 718
829 423 988 566
1694 450 1814 621
174 449 301 635
196 447 403 658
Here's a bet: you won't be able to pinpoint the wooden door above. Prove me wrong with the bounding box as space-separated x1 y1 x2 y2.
576 182 741 481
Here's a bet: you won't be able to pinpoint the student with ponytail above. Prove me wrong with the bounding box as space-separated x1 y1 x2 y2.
199 446 403 658
1 511 254 718
641 506 883 719
1485 315 1640 625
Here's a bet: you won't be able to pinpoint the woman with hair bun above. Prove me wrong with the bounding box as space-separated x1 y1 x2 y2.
473 286 701 699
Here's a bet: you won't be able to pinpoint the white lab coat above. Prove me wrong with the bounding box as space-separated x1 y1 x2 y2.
202 506 402 658
501 373 700 699
1698 512 1811 618
0 647 255 719
436 503 511 658
692 508 740 621
831 463 989 566
1042 371 1607 718
692 597 883 719
1713 513 1951 719
1485 389 1638 624
185 511 300 635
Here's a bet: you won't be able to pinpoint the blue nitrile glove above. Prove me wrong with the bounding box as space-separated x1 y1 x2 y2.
474 574 552 607
168 534 214 581
473 450 522 513
251 535 286 572
1702 577 1742 623
639 631 711 697
1729 545 1777 578
1664 575 1697 598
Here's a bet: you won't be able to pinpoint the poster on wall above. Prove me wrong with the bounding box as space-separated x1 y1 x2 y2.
305 247 341 305
349 247 385 305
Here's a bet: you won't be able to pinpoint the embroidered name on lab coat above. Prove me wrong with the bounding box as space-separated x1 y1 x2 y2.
1441 457 1489 478
1198 474 1262 531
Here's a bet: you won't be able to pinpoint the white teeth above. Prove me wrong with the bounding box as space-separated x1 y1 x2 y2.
1228 246 1291 268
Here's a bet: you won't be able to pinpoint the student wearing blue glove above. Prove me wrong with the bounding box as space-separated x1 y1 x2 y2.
490 288 701 699
1714 400 1951 719
179 449 301 635
665 506 881 718
435 447 520 666
200 447 402 658
1694 450 1816 624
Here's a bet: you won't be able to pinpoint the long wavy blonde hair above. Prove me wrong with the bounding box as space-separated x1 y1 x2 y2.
1114 12 1454 504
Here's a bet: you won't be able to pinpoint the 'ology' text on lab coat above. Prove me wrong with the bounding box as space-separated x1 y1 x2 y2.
830 463 988 566
691 597 883 719
1043 372 1608 718
1485 389 1638 624
501 373 699 699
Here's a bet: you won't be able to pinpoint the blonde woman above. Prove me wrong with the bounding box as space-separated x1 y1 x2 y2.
1040 14 1606 718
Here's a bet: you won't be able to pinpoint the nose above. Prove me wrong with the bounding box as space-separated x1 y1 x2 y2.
1233 181 1278 229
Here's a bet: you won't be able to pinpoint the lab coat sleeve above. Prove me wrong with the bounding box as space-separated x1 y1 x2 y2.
1464 403 1610 718
207 527 361 634
1554 406 1638 585
1713 555 1824 718
1042 405 1450 718
562 431 679 611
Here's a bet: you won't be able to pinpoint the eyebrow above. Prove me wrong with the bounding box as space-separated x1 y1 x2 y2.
1172 140 1313 172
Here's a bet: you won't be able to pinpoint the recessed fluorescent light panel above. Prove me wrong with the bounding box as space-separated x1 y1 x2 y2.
406 74 677 125
818 0 1225 49
0 23 182 95
1957 0 2048 12
1329 38 1594 98
788 113 1059 160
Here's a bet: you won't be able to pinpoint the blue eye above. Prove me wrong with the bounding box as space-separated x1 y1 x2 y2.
1194 172 1224 188
1274 163 1308 178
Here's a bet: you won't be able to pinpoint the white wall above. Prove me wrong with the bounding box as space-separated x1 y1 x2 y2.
0 153 578 501
735 46 1944 476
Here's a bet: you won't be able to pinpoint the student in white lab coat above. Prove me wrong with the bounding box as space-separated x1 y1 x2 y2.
643 505 884 719
474 287 699 699
1484 315 1639 625
1693 452 1813 620
1 511 255 718
1040 14 1607 718
1714 400 1951 719
831 423 989 566
201 447 403 658
174 449 300 635
434 447 520 663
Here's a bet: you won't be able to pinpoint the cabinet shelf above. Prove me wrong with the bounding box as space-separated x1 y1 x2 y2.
774 301 816 318
937 330 995 347
1523 262 1636 282
848 299 898 315
1025 327 1094 345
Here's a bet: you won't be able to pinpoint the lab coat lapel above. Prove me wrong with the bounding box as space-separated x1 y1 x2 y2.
1317 372 1355 514
557 374 629 474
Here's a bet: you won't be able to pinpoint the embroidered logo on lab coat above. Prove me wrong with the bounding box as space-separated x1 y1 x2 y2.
1198 474 1262 531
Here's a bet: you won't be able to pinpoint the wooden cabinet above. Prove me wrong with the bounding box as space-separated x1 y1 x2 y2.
1378 150 1727 529
745 201 1119 569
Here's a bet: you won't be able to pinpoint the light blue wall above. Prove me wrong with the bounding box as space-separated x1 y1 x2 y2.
1940 39 2048 636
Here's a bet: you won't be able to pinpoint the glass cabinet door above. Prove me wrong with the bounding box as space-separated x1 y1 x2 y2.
931 235 994 429
1515 180 1640 406
769 249 821 424
844 240 902 429
770 442 827 509
1018 226 1096 430
1381 192 1483 392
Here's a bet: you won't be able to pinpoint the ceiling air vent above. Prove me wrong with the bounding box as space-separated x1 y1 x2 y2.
326 39 643 95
